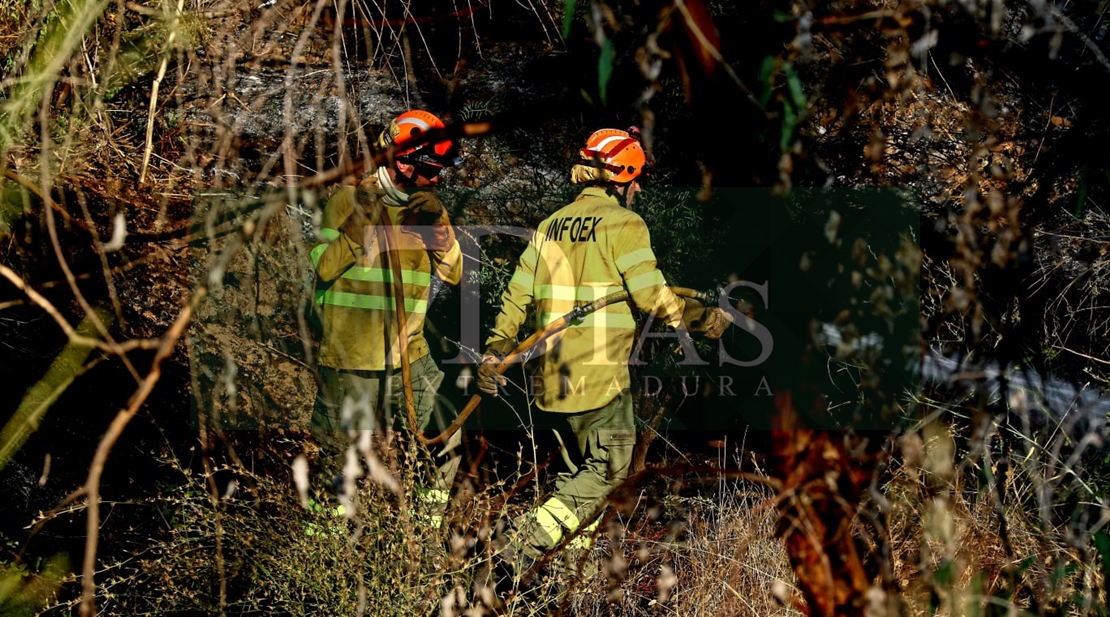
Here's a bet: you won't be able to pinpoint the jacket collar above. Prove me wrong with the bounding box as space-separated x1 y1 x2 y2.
577 186 619 205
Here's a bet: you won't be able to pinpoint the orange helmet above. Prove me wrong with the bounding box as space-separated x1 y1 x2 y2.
577 128 649 184
378 110 461 168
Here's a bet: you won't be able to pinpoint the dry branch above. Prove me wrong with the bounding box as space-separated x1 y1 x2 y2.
79 288 200 617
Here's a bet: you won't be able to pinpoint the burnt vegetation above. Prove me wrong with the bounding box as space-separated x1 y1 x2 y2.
1 0 1110 616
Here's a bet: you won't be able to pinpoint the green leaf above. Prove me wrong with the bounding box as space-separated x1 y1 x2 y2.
934 558 954 587
1095 531 1110 588
0 307 112 471
1074 164 1088 219
0 554 69 614
780 100 797 150
965 571 983 617
598 38 614 106
783 62 806 112
0 180 30 239
562 0 576 39
771 9 795 22
758 56 777 109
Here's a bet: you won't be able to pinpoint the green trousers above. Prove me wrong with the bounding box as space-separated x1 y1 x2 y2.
311 353 462 525
513 390 636 561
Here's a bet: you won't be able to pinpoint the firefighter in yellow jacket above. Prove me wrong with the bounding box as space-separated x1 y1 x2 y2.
311 109 464 527
476 127 729 571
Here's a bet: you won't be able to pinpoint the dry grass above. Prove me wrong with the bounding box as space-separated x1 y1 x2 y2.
884 416 1106 617
25 431 803 617
5 1 1110 616
26 412 1109 617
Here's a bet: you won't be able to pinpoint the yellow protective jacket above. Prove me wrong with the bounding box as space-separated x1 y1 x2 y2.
311 177 462 371
487 186 687 412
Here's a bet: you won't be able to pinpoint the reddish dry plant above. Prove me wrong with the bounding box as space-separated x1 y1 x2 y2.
769 390 881 617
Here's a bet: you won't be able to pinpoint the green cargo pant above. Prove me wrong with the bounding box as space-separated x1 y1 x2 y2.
512 390 636 563
311 353 463 526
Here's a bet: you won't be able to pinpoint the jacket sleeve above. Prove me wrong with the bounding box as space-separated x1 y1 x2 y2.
486 235 540 344
613 214 686 328
311 187 361 283
430 233 463 286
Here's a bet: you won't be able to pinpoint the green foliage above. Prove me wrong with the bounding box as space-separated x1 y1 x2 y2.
0 180 31 238
0 532 68 617
0 0 40 24
634 187 711 283
457 94 502 123
0 0 111 153
562 0 576 39
759 56 807 151
598 38 615 106
476 253 514 311
1096 531 1110 593
0 307 111 472
631 187 719 371
96 11 210 104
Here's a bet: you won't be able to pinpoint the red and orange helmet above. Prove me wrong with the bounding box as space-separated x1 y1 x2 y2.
378 110 461 169
577 127 652 183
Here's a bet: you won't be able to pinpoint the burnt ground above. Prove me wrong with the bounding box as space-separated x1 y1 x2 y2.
3 1 1110 613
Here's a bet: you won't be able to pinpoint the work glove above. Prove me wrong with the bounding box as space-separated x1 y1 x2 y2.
339 202 372 245
680 299 731 340
402 191 456 252
477 338 516 396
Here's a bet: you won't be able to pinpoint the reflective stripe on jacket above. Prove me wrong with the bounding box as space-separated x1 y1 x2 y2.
312 177 462 370
488 186 686 412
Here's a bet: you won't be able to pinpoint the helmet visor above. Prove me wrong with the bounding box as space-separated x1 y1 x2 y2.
399 142 462 169
411 160 445 178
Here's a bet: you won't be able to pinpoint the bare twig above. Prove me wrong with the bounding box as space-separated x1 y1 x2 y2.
0 264 159 354
1051 344 1110 365
140 0 185 184
671 0 762 110
1048 5 1110 74
38 90 144 383
79 288 200 617
4 169 81 228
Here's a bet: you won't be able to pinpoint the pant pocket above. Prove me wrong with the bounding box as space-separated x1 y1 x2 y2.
597 429 637 482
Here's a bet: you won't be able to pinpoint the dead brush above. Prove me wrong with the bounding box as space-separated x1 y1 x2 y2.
657 487 801 616
559 459 800 617
39 430 481 616
1030 203 1110 386
885 406 1107 617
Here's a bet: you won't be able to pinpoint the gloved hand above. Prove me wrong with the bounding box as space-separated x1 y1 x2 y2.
339 203 371 245
477 338 516 396
681 299 731 340
402 191 455 252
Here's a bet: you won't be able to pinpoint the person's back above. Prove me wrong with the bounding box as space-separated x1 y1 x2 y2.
477 127 730 595
492 185 684 412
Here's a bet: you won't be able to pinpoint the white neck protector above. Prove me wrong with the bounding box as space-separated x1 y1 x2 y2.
376 166 410 207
